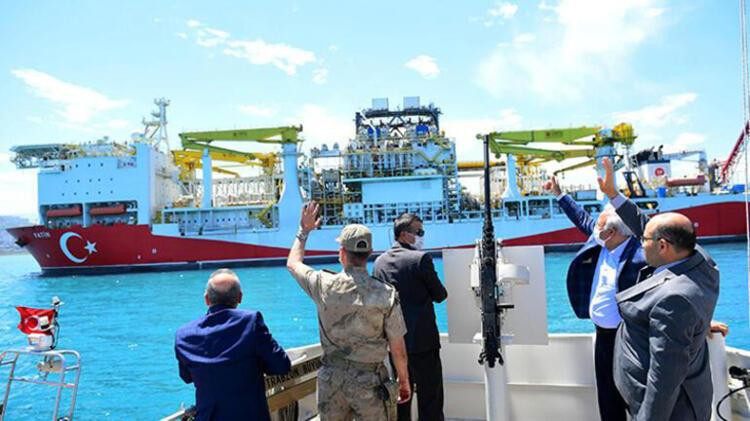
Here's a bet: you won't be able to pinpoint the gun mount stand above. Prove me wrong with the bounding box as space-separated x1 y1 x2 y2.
475 134 509 421
440 135 546 421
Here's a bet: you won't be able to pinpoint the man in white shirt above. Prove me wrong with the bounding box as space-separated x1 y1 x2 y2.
546 176 645 421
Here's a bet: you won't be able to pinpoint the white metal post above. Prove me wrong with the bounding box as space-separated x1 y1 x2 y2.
484 355 511 421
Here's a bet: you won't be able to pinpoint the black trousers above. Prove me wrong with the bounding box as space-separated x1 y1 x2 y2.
595 326 628 421
397 349 444 421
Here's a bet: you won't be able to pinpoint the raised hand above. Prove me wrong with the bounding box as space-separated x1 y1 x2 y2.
300 201 322 234
597 157 618 199
543 176 562 196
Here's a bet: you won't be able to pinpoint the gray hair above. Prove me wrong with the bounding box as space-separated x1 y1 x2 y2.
602 204 633 237
205 268 242 307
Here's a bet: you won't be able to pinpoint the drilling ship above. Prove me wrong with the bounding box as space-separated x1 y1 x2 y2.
6 98 748 275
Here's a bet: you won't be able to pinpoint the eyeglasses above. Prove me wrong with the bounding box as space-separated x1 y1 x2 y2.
641 236 672 245
408 228 425 236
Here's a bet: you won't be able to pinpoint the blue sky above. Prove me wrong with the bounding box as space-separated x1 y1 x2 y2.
0 0 745 217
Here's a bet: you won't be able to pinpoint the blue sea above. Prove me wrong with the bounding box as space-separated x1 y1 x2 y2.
0 243 748 420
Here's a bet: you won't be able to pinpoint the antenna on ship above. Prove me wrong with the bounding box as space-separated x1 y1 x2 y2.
141 98 170 152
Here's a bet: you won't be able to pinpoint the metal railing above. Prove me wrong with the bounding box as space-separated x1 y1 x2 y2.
0 349 81 421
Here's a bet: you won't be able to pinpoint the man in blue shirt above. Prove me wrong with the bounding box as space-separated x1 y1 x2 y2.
175 268 291 421
546 176 645 421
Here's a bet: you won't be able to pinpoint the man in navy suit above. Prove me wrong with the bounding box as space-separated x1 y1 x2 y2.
175 268 291 421
546 176 646 421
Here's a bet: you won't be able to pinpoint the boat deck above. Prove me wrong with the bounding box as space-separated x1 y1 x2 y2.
284 333 750 421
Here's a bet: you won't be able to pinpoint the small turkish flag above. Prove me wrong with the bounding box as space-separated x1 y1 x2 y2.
16 306 56 335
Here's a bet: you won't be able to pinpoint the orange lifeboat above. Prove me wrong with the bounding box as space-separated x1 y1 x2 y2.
46 206 82 218
89 204 127 216
665 175 706 187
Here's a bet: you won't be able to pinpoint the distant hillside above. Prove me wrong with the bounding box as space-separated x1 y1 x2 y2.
0 216 32 254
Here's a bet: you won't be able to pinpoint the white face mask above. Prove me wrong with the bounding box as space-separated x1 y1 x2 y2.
592 226 612 248
413 235 424 250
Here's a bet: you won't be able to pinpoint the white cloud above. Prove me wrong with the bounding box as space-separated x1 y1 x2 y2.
106 119 130 129
489 2 519 19
185 20 316 76
328 44 339 52
669 132 706 149
25 114 136 135
405 55 440 79
480 2 519 26
513 33 536 44
238 104 278 118
538 1 554 11
442 108 524 161
203 27 230 39
646 8 665 18
0 153 38 217
0 168 37 217
175 32 188 39
285 105 351 150
477 0 666 101
196 27 231 48
613 93 697 128
312 68 328 84
223 40 316 75
11 69 128 124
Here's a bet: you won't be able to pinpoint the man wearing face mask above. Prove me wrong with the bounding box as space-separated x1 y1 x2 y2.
544 176 645 421
373 213 448 421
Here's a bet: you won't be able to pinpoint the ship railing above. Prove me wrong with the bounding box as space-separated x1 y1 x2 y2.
0 349 81 421
176 224 280 236
358 201 448 225
162 347 321 421
453 196 588 222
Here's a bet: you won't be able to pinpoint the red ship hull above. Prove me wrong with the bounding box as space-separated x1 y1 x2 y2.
8 224 335 275
7 200 749 276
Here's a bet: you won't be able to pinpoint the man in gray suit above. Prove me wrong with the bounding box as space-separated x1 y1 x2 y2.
598 157 719 421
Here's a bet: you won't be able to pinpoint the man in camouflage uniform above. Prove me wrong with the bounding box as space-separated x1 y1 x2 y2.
287 201 411 420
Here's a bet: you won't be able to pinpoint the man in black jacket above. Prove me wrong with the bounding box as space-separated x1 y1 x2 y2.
373 213 448 421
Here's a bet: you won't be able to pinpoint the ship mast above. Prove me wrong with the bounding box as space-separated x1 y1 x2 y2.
142 98 170 152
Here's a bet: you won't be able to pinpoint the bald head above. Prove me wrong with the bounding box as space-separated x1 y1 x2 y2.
648 213 696 252
205 268 243 308
642 212 696 267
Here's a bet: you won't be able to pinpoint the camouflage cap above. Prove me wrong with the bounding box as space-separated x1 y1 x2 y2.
336 224 373 252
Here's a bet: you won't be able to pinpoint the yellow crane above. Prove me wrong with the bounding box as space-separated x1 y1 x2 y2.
174 125 303 178
172 150 276 179
478 122 636 175
175 126 304 227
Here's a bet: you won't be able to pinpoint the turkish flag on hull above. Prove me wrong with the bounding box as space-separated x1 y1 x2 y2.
16 306 56 335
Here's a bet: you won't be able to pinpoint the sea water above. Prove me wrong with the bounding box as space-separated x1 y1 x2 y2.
0 242 747 419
